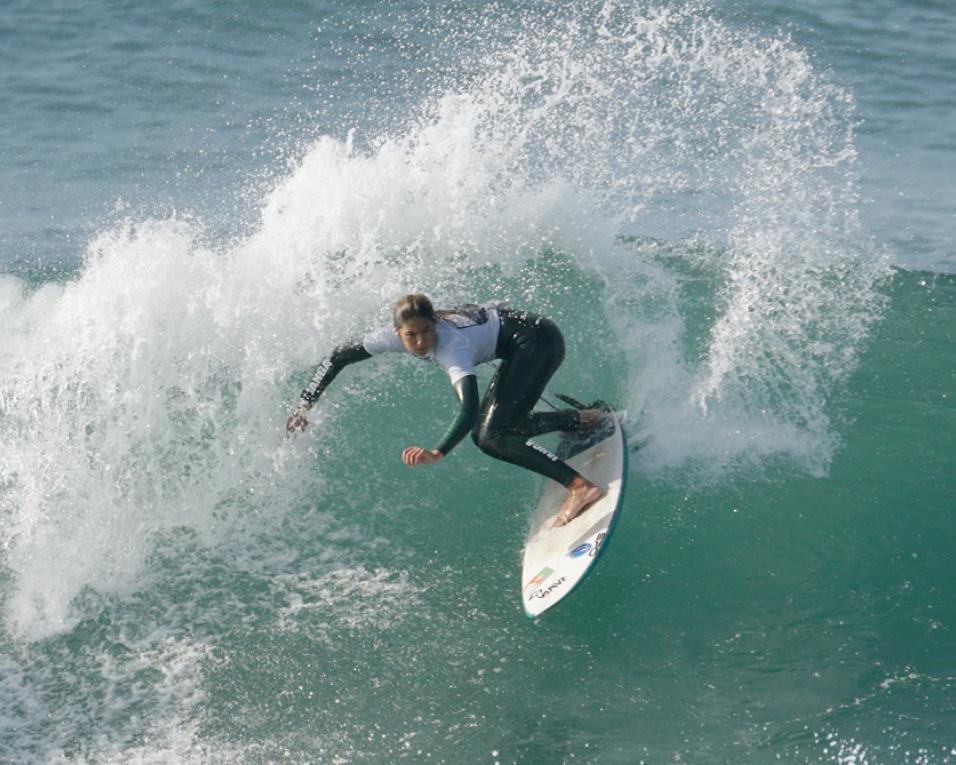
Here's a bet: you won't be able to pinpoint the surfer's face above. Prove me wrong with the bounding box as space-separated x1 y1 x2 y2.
396 318 436 357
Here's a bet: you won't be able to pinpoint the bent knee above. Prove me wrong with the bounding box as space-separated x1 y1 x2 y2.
471 424 502 457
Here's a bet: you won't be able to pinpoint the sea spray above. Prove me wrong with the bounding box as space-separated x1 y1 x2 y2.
0 222 319 638
424 0 896 475
0 0 890 642
382 0 894 473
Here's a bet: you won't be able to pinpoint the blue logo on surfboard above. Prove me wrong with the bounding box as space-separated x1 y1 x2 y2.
568 543 592 558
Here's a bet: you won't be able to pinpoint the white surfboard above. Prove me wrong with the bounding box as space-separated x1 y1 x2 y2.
521 411 628 617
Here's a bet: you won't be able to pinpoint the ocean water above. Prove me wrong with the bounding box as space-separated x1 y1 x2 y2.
0 1 953 762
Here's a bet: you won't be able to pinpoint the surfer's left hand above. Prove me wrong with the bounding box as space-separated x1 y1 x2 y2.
286 408 309 433
401 447 443 467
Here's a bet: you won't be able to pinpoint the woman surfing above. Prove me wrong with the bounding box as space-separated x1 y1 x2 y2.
286 294 606 526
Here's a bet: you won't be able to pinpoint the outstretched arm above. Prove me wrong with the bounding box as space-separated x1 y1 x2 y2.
402 375 480 466
287 340 372 432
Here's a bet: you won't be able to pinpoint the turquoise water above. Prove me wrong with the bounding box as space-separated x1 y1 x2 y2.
1 1 954 762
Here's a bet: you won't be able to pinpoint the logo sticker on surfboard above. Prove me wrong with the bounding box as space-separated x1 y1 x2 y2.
567 543 592 558
523 566 553 591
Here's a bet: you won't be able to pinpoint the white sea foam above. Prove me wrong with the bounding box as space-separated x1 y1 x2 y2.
274 565 424 640
0 220 307 638
0 630 219 763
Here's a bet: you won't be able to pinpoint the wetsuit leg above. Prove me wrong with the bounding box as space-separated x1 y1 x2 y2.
471 311 580 487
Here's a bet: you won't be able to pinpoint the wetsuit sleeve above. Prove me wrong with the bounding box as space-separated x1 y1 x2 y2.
434 374 480 456
298 340 372 410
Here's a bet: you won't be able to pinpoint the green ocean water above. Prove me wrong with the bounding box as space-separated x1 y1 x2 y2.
2 260 952 763
2 0 955 762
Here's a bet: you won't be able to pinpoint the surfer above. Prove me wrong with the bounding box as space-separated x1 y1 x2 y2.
287 294 605 526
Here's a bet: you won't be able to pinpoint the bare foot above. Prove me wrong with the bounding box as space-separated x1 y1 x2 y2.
553 477 605 527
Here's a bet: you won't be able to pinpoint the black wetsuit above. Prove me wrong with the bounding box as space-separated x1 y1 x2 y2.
471 309 579 485
297 307 581 486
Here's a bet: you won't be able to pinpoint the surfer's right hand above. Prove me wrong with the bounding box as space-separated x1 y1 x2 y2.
286 408 309 433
